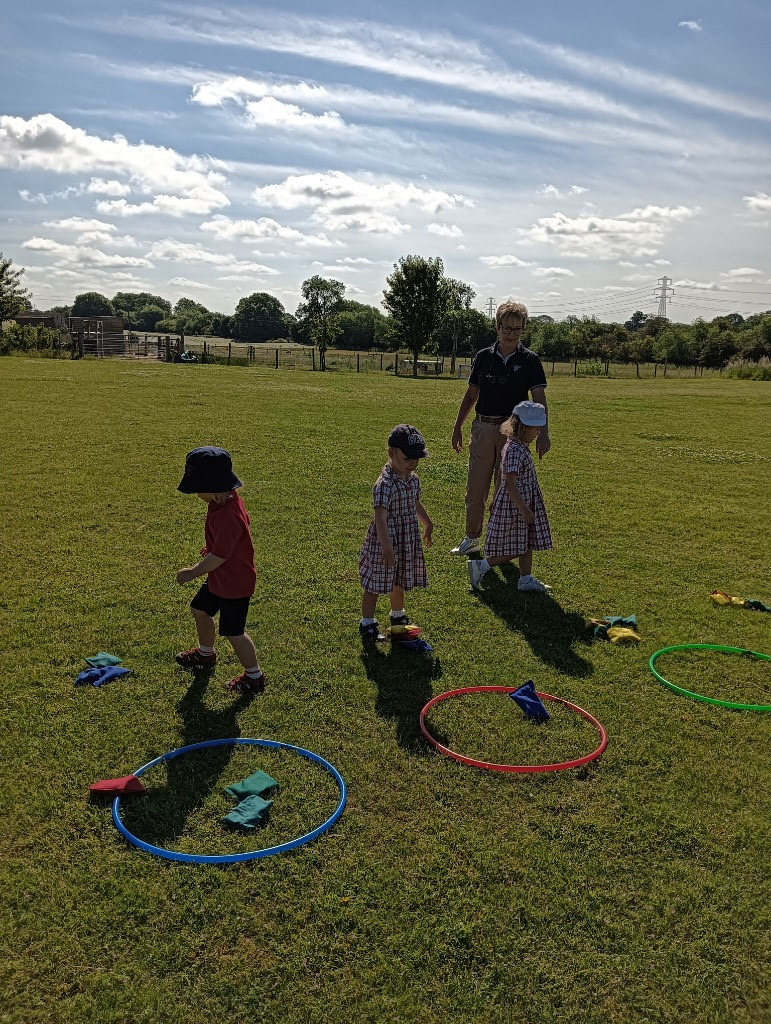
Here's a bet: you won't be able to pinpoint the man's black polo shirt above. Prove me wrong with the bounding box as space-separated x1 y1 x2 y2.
468 342 547 417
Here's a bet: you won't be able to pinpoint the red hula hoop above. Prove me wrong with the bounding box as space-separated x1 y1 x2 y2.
419 685 608 773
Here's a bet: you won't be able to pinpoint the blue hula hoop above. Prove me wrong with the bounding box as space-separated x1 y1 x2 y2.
112 737 347 864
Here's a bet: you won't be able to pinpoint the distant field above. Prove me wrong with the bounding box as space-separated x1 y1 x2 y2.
2 358 770 1024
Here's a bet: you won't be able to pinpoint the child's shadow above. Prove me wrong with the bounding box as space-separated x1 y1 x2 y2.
476 564 594 678
120 669 255 845
361 644 446 754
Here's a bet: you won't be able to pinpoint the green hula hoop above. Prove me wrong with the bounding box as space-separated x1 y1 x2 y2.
649 644 771 711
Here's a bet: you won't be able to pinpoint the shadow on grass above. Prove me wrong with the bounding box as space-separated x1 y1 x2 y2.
474 562 594 678
119 668 255 846
361 643 446 754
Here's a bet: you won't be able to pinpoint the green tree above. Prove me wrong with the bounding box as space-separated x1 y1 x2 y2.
295 277 346 370
231 292 289 343
71 292 115 317
335 301 393 350
135 305 169 332
382 255 446 376
441 277 476 373
0 253 32 322
112 291 171 326
625 310 648 332
173 298 214 337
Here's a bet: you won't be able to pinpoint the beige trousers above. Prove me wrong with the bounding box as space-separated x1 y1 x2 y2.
465 418 507 539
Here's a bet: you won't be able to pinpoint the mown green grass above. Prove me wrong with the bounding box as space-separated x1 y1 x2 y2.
1 358 770 1024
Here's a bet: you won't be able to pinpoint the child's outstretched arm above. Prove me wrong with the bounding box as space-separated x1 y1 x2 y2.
374 507 395 569
416 499 433 547
176 552 226 584
504 472 534 525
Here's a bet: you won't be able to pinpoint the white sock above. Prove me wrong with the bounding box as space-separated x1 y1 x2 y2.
390 609 406 619
360 617 376 626
245 664 262 677
198 644 215 654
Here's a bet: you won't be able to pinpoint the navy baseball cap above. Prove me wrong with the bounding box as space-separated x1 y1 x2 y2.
388 424 429 459
177 447 242 493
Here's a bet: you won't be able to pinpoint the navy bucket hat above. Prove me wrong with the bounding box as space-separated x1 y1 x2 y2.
177 447 242 493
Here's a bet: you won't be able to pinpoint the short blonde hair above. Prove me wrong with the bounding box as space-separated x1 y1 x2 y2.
496 301 528 327
501 414 530 442
211 491 232 505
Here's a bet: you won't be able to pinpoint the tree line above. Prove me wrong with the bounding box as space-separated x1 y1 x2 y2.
2 252 770 373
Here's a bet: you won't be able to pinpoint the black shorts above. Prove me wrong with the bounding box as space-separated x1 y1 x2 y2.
190 582 251 637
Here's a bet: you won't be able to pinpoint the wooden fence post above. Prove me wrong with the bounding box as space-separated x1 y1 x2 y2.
275 348 279 369
573 359 578 377
380 353 383 371
654 362 657 377
312 348 316 371
357 352 360 372
395 352 400 375
636 362 640 378
664 361 667 377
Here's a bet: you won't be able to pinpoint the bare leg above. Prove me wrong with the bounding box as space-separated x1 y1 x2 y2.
388 585 405 613
362 591 378 618
486 555 515 569
192 607 216 648
518 550 533 576
225 632 260 671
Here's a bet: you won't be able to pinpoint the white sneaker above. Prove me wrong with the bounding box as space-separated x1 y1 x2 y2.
451 536 480 556
468 559 488 589
517 576 552 592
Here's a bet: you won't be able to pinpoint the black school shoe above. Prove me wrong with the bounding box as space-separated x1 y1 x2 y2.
388 614 412 627
359 621 386 642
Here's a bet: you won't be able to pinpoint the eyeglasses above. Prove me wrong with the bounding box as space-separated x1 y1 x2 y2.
483 374 511 385
498 324 524 335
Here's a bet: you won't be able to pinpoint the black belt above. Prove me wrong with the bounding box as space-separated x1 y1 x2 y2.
476 415 507 424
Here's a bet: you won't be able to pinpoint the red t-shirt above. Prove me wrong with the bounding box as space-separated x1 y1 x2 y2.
203 492 256 598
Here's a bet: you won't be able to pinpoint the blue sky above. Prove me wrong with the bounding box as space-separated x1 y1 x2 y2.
2 0 770 323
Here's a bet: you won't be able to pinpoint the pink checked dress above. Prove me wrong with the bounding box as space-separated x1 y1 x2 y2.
484 439 552 557
359 465 427 595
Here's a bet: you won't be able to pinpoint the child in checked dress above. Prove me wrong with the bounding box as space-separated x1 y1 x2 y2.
359 425 434 640
468 401 552 592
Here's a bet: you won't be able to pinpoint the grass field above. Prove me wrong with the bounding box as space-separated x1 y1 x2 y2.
2 357 770 1024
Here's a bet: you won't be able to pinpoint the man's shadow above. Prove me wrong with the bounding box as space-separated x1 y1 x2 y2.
361 643 446 753
119 669 255 845
474 563 594 677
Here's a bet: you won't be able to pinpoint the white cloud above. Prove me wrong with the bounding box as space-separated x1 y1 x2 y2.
532 266 574 278
569 185 589 195
653 258 671 265
199 215 337 247
146 239 278 274
427 222 463 237
479 255 532 268
678 21 702 32
252 171 471 236
508 31 771 122
168 276 212 288
520 205 698 259
0 113 229 214
109 12 650 124
721 267 763 279
43 216 116 233
22 235 152 268
244 97 345 132
743 192 771 212
538 184 561 198
87 177 132 196
622 273 652 282
674 279 729 290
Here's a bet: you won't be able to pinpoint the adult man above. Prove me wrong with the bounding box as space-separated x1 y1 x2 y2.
451 301 550 555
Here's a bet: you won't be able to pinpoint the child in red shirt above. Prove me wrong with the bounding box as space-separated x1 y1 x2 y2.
175 447 266 694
